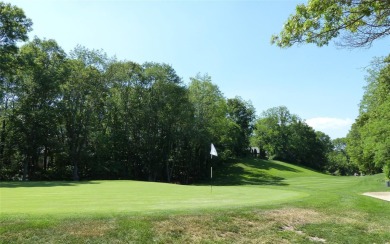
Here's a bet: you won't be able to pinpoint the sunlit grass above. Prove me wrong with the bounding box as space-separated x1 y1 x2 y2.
1 180 307 217
1 158 389 243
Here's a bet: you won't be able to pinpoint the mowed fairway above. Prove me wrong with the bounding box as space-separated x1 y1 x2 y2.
1 158 390 243
1 181 306 217
1 159 351 217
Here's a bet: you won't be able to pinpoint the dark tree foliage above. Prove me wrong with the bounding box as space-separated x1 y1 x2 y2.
0 2 32 174
252 106 332 170
1 40 255 182
227 97 256 157
8 38 66 181
325 137 358 175
2 2 351 181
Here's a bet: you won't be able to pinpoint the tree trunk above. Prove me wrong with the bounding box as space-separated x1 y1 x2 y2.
166 162 172 183
43 146 48 171
23 158 29 181
73 161 79 181
0 99 8 165
0 119 5 164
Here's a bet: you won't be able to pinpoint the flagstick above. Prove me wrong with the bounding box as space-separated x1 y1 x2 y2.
211 155 213 193
211 166 213 193
210 143 217 194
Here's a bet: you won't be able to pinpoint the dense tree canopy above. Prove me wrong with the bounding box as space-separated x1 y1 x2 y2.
0 2 33 170
272 0 390 48
3 1 386 181
325 137 358 175
347 57 390 177
252 106 332 170
227 97 256 156
11 38 66 181
0 36 258 182
0 1 32 71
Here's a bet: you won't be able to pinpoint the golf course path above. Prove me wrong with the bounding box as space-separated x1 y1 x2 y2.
362 192 390 202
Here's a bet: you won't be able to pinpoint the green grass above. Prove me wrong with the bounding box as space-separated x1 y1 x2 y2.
1 180 306 217
1 158 390 243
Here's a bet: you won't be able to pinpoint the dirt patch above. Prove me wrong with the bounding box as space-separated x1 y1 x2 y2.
63 219 116 237
154 208 328 243
362 192 390 202
266 209 327 243
264 208 325 226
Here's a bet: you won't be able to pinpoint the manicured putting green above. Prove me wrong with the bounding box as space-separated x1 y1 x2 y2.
0 181 307 216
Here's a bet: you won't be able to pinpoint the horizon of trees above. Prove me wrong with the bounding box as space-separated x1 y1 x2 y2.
1 1 260 182
0 32 259 182
1 1 387 182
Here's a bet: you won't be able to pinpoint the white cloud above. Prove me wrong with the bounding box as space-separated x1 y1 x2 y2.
305 117 354 139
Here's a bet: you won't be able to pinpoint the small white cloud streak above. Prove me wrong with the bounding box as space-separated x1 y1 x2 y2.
305 117 354 139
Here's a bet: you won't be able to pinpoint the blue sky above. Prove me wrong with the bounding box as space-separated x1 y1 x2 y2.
8 0 388 139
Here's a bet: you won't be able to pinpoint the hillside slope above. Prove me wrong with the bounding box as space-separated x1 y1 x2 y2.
214 158 330 185
213 158 386 193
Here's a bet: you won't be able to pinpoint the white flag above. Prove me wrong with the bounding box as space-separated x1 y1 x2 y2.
210 143 218 157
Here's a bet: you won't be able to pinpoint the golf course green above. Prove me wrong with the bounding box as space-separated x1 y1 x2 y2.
1 181 307 216
1 158 389 243
0 159 347 217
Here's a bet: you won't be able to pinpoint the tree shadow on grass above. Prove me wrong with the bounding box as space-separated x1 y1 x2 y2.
0 181 101 188
243 158 301 173
210 158 300 186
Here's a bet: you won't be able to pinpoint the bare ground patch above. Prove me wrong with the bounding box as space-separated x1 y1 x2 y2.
154 207 389 243
154 208 330 243
61 219 117 237
264 208 327 243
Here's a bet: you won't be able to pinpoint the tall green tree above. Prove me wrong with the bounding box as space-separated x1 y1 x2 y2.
0 1 31 105
226 97 256 156
104 61 145 179
188 73 230 177
347 57 390 176
326 137 357 175
0 2 32 173
272 0 390 48
253 106 295 160
346 116 378 174
141 62 191 181
105 61 195 182
10 38 66 180
288 120 322 167
253 106 331 170
59 47 108 181
0 1 32 79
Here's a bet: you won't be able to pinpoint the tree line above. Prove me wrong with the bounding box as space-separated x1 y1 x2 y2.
251 106 333 171
0 41 256 181
1 1 388 181
346 57 390 178
1 2 259 182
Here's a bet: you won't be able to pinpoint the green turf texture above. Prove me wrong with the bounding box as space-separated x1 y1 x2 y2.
1 158 383 217
1 158 389 243
1 181 306 217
